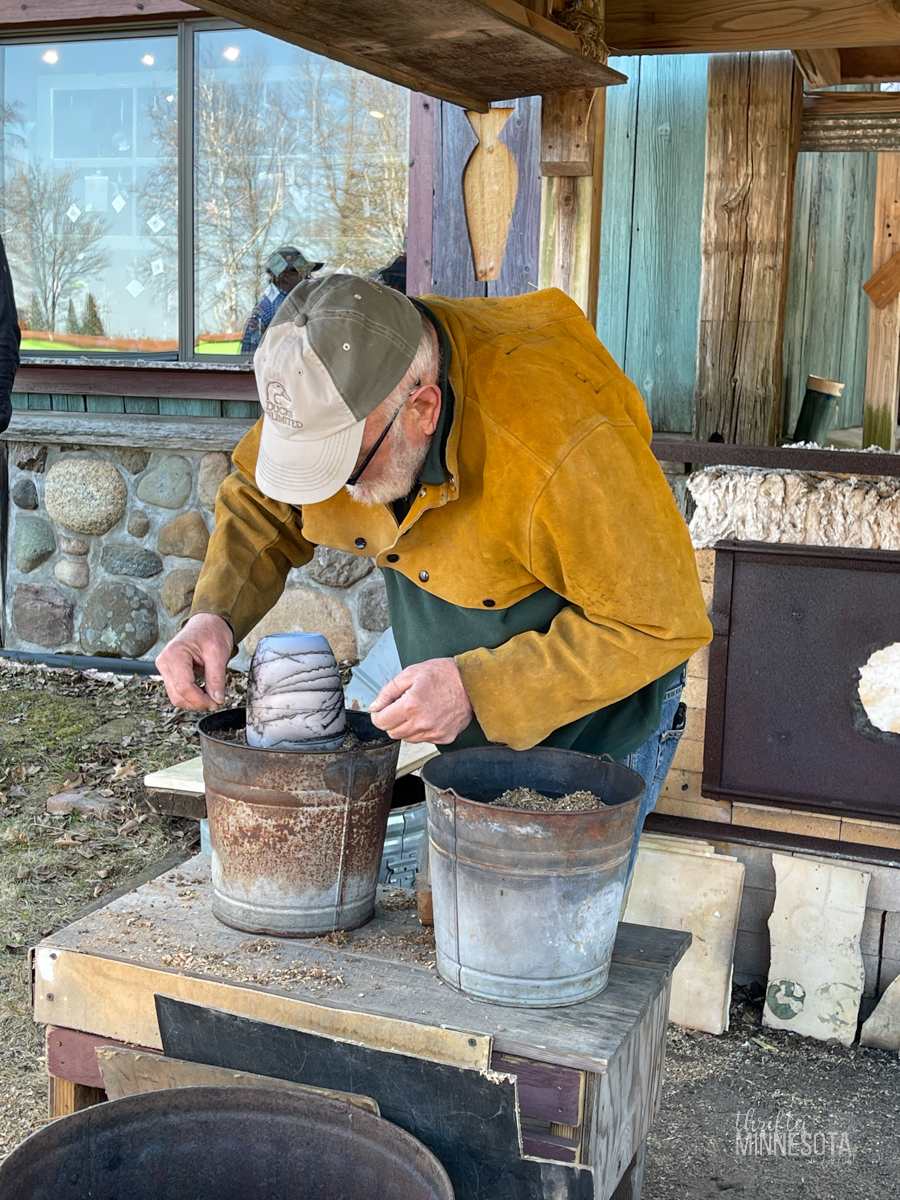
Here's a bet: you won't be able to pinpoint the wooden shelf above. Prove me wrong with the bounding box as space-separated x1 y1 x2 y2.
197 0 626 110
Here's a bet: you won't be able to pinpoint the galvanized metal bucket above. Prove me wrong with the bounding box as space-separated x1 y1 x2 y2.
0 1086 455 1200
199 708 400 937
421 747 645 1007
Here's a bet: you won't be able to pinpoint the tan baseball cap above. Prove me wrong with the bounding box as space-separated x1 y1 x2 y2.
254 274 423 505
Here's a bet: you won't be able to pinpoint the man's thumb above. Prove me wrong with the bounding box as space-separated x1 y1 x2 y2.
370 668 415 712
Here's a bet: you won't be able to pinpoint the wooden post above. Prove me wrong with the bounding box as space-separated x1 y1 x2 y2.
407 93 436 296
694 52 803 444
539 88 606 323
863 152 900 451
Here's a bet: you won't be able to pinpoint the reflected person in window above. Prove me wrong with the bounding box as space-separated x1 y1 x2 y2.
240 247 323 355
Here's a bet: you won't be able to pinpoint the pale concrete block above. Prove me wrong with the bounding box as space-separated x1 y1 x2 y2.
671 736 704 774
694 547 716 584
861 908 885 957
683 705 706 741
737 885 775 935
764 853 870 1046
883 910 900 959
682 674 708 709
639 832 717 856
860 973 900 1049
862 953 879 999
733 929 770 980
687 643 709 679
879 958 900 995
624 846 745 1035
654 794 733 824
700 579 714 612
840 818 900 852
660 766 703 801
794 856 900 913
710 841 776 892
733 803 841 841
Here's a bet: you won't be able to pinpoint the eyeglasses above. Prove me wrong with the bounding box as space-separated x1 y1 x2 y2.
345 380 422 487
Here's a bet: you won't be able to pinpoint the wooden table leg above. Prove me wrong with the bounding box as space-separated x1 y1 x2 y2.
48 1073 106 1119
610 1139 646 1200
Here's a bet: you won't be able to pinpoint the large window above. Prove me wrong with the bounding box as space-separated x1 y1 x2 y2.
0 23 410 360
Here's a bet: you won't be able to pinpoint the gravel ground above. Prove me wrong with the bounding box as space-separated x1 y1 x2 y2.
646 984 900 1199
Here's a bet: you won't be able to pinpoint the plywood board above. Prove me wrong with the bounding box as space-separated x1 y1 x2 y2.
96 1046 380 1112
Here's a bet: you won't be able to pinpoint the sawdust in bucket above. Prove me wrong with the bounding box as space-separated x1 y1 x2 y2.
489 787 606 812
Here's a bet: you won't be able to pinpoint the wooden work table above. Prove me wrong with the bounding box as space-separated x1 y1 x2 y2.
33 854 689 1200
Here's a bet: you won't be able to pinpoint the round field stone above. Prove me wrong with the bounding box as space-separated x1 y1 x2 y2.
127 510 151 538
100 544 164 578
198 452 231 510
12 515 55 574
60 535 90 556
160 567 201 617
44 457 127 535
13 583 74 647
55 559 90 589
118 447 151 475
136 456 193 509
158 512 209 561
11 478 38 510
14 444 48 473
80 581 158 658
243 588 357 663
357 574 390 632
307 545 373 589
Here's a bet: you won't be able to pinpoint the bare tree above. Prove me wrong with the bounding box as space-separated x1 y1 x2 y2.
2 160 110 332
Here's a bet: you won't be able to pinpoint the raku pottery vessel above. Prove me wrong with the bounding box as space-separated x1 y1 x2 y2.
246 632 346 751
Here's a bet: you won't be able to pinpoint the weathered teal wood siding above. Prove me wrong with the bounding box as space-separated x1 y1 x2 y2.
597 54 708 433
782 151 877 433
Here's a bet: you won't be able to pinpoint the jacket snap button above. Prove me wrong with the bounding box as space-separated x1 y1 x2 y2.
419 488 427 498
418 570 429 582
483 599 496 607
387 553 400 563
354 537 366 549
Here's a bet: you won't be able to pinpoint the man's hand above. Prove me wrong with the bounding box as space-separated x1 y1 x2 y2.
369 657 474 744
155 613 234 711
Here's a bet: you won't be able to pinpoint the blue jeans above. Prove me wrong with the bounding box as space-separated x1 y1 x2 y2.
618 670 687 879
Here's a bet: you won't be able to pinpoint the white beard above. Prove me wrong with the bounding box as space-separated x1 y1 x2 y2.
345 422 433 507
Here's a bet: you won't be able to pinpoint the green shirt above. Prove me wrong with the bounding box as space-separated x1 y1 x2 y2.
383 302 683 757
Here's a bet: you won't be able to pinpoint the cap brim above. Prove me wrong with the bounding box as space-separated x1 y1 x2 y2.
255 415 365 505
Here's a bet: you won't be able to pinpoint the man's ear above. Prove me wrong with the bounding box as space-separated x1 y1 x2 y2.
408 383 442 437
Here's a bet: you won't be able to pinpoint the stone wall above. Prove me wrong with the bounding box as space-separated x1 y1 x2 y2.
2 413 389 667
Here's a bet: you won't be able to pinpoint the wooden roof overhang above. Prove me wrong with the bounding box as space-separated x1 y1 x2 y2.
177 0 626 109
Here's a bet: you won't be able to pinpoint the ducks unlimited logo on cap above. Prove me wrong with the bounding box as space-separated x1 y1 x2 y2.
253 275 423 505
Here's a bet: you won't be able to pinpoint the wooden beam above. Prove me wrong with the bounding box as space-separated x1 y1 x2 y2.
193 0 626 112
539 90 606 322
840 45 900 83
605 0 900 54
863 153 900 450
540 89 598 176
0 0 203 27
792 48 842 88
803 90 900 115
694 52 803 444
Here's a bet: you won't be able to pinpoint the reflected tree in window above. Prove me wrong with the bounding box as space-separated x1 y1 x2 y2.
290 62 407 277
2 160 111 334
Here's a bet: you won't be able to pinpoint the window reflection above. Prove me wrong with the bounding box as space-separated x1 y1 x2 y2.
0 37 178 353
193 29 409 356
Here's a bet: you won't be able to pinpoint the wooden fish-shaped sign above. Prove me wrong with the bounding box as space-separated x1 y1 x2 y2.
463 108 518 282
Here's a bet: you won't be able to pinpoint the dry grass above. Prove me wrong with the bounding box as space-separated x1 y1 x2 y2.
0 661 244 1161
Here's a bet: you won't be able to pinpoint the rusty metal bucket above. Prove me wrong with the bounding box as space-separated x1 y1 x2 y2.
199 708 400 937
0 1086 455 1199
421 748 645 1007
